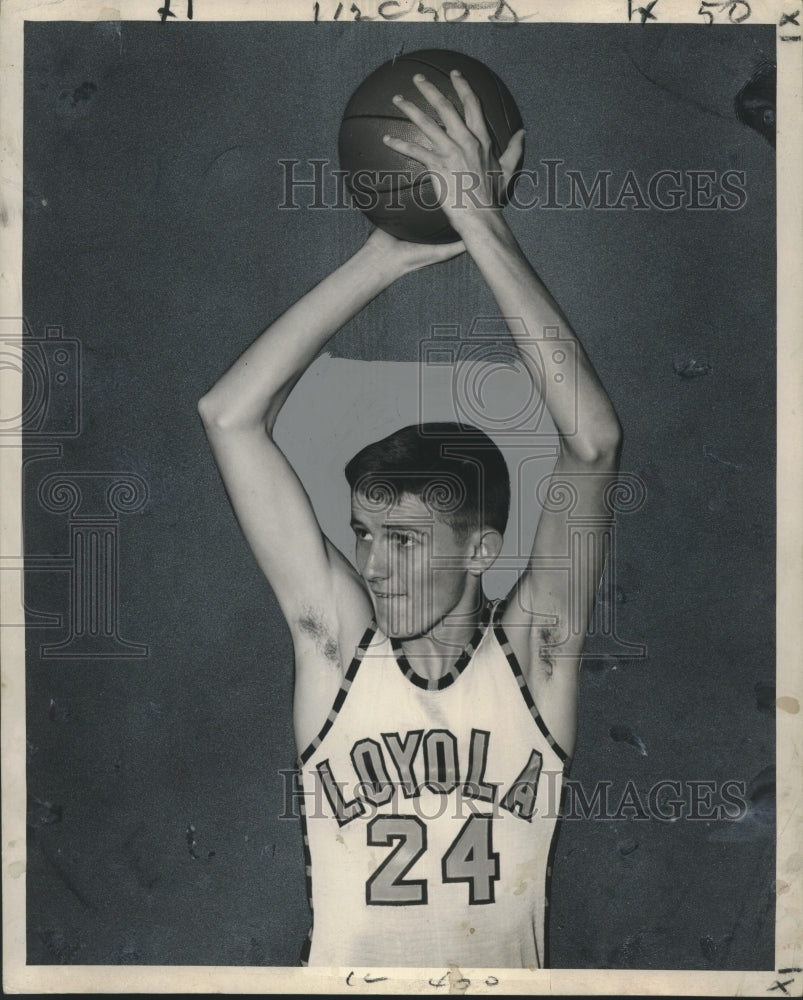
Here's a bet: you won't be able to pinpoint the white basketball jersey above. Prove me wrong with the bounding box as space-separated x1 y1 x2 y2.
297 601 570 969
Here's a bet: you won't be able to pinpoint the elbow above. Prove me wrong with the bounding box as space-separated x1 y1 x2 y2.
568 417 623 466
197 392 274 437
197 391 226 430
197 392 253 433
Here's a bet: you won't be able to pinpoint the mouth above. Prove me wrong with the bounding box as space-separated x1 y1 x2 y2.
372 591 406 600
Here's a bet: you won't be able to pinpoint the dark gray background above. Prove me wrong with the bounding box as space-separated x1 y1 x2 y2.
23 20 776 968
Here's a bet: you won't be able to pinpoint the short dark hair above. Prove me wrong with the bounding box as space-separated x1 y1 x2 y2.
345 422 510 539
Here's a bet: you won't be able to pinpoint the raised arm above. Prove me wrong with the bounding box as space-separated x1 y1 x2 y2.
384 71 622 756
198 231 464 749
463 217 621 758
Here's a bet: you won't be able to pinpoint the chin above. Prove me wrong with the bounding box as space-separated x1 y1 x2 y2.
375 611 423 641
378 618 411 639
385 625 421 641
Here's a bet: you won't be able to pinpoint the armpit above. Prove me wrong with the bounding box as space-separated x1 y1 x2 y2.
298 607 340 665
536 626 560 676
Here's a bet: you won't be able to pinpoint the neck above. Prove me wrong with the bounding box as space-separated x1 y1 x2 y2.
398 594 488 681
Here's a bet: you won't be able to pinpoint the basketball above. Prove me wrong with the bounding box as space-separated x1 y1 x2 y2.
338 49 523 244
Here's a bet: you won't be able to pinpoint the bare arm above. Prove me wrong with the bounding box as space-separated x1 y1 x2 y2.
385 72 622 757
464 216 621 759
198 231 464 750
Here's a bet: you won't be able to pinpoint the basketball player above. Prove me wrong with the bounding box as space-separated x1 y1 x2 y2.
198 71 622 968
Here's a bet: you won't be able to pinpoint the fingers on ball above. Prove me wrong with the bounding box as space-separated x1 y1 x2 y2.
413 73 465 130
449 68 489 140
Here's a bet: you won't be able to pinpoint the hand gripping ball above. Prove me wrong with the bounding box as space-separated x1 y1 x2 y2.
338 49 524 244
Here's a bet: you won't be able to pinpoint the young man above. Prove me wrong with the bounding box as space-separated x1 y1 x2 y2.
198 71 621 969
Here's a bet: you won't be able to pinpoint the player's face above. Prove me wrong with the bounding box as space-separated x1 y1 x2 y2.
351 490 476 639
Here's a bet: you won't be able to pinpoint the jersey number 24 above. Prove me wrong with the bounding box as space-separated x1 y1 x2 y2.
366 813 499 906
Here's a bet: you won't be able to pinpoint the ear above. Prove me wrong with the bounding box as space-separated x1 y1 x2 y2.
466 528 503 576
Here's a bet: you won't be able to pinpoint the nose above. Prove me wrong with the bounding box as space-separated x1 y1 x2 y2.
363 539 389 582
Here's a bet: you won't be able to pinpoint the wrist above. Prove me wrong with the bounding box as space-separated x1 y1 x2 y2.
453 207 512 247
358 233 415 284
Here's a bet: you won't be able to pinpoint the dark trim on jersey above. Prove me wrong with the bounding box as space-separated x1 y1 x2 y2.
389 602 492 691
297 621 377 767
297 620 378 959
543 761 572 969
297 771 314 967
491 601 571 764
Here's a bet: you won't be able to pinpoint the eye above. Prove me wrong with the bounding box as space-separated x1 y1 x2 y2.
389 530 416 548
352 525 370 541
